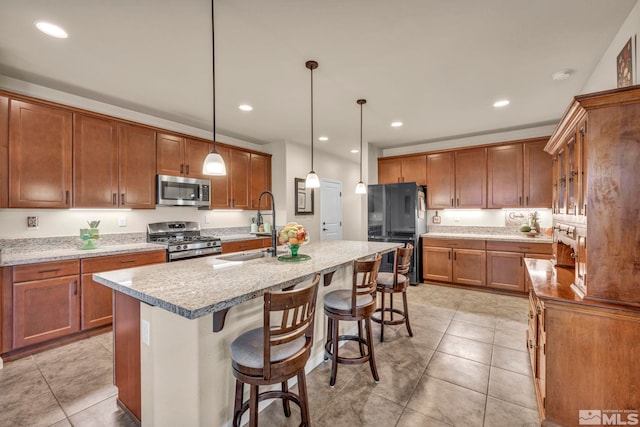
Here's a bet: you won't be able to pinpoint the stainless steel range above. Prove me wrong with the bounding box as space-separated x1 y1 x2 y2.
147 221 222 261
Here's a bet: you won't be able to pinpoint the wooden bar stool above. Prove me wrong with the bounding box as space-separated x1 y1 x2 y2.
323 254 382 387
230 273 320 427
372 243 414 342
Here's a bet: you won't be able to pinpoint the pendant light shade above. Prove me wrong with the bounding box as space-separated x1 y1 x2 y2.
305 60 320 188
355 98 367 194
203 0 227 176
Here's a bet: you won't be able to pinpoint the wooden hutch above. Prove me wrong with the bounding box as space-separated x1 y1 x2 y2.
525 86 640 426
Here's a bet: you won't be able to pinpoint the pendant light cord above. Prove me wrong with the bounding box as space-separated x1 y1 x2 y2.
211 0 217 153
359 101 363 181
310 65 314 170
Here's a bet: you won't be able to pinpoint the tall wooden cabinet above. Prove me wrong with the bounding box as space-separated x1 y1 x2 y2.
250 153 272 210
8 99 73 208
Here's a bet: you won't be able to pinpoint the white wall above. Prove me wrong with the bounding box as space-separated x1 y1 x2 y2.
582 1 640 93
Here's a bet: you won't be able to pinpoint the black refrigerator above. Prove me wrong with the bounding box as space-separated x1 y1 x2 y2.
367 182 427 284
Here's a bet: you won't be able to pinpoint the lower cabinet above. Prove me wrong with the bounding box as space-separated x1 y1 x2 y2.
487 241 552 292
423 238 486 286
80 250 166 330
221 238 271 254
12 260 80 349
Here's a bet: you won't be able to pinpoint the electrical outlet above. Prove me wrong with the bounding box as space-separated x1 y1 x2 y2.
118 216 127 227
27 216 39 229
141 320 150 346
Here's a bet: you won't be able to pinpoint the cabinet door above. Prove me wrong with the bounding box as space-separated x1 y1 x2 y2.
0 96 8 208
74 114 119 208
210 145 231 208
487 144 522 208
9 99 72 208
81 273 113 330
455 147 486 208
156 133 185 176
250 153 271 210
229 148 250 208
378 158 402 184
184 138 211 179
426 152 454 208
487 251 524 292
577 119 588 216
119 124 156 209
453 249 486 286
523 139 552 208
566 135 577 215
401 155 427 186
422 246 452 282
13 276 80 348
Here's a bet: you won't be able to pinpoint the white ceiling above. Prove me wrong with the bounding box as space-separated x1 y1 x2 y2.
0 0 636 159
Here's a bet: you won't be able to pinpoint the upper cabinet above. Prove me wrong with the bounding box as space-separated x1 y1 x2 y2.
427 148 486 208
210 144 230 208
250 153 272 210
487 138 552 208
156 133 211 180
9 99 73 208
378 154 426 186
74 116 156 209
0 96 8 208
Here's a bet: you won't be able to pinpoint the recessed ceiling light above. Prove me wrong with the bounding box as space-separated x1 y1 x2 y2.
391 121 403 127
551 69 572 81
238 104 253 111
318 136 328 141
350 149 359 153
493 100 510 108
35 21 68 39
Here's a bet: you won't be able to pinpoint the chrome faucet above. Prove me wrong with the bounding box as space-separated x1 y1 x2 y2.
257 191 277 257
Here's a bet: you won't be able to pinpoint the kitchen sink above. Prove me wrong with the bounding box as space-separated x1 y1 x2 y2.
217 248 285 262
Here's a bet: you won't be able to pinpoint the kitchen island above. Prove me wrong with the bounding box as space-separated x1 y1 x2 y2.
94 240 400 427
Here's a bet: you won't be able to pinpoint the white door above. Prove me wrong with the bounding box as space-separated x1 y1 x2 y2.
320 179 342 240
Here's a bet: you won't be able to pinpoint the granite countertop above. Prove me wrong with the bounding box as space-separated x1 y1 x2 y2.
93 240 401 320
423 232 553 244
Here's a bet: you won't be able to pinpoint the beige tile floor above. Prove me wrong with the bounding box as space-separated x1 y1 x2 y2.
0 283 540 427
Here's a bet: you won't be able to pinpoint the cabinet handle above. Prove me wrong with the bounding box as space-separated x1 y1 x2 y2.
450 198 454 207
583 204 587 215
65 190 70 206
454 252 457 261
520 257 523 266
120 259 136 264
38 268 60 274
73 280 78 296
121 193 125 205
528 311 534 320
448 251 451 260
186 165 190 175
536 306 541 316
112 193 117 205
456 198 460 207
180 164 184 174
526 196 529 206
519 196 522 206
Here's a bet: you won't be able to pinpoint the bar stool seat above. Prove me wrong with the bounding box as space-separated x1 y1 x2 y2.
323 254 382 387
231 273 320 427
372 244 414 342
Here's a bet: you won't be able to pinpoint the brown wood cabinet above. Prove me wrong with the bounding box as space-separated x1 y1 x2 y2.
487 139 552 209
221 238 271 254
427 148 486 208
75 117 156 209
422 238 486 286
12 260 80 348
73 114 119 208
0 96 8 208
8 99 73 208
486 241 551 292
229 149 250 209
114 291 142 421
80 251 165 330
526 260 640 427
210 144 231 208
157 133 211 180
250 153 272 210
378 154 427 185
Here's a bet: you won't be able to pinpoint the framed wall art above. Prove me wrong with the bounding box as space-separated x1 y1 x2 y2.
295 178 314 215
617 36 636 88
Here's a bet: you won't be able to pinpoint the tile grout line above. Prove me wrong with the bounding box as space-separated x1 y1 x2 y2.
31 355 72 426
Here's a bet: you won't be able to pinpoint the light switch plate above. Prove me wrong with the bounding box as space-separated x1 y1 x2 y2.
118 216 127 227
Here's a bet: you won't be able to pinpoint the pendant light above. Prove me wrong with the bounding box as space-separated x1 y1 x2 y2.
202 0 227 176
355 99 367 194
305 60 320 188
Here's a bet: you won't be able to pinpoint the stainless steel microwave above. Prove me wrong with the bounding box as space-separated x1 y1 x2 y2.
156 175 210 207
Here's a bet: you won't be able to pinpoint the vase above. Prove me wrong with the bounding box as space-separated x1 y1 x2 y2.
289 244 300 257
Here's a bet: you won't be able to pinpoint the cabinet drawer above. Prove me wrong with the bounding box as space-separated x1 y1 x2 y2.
13 259 80 282
423 238 485 250
486 240 551 254
82 250 166 274
222 239 264 254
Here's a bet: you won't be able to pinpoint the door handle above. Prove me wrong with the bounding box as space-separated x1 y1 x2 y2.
322 228 328 231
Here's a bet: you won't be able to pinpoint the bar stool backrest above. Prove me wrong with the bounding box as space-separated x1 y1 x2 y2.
351 254 382 316
395 243 414 280
263 273 320 380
